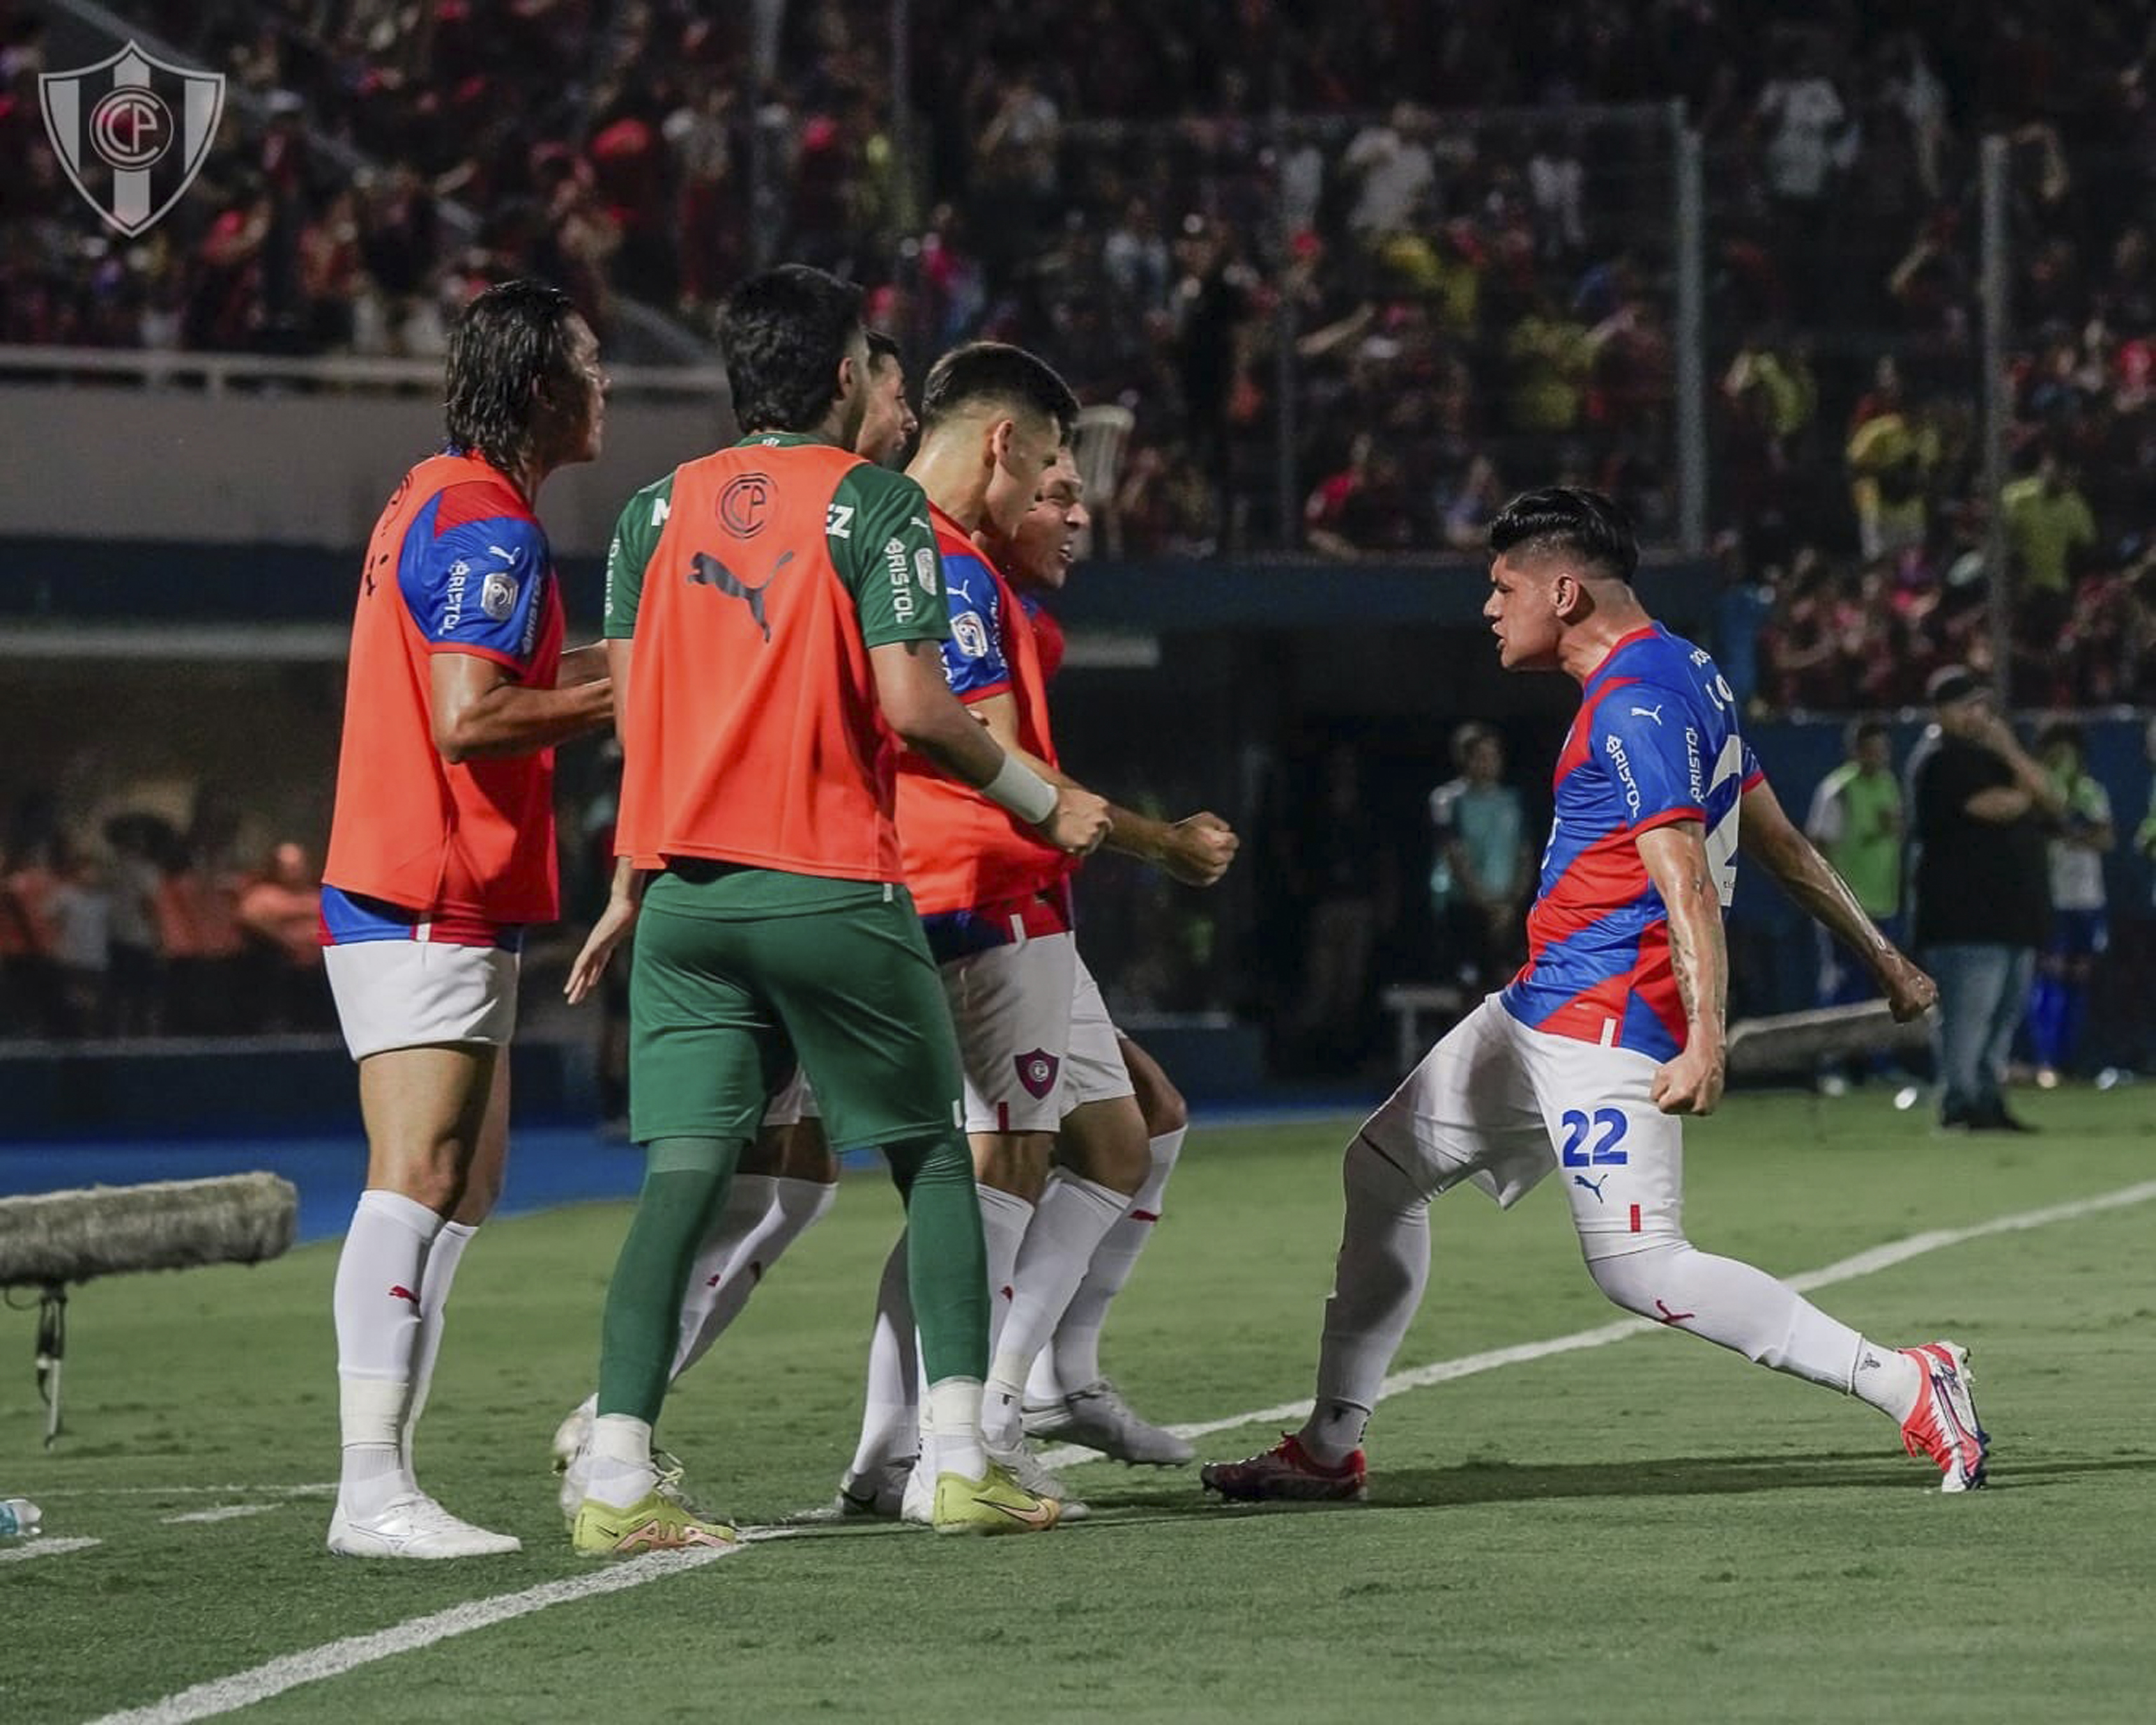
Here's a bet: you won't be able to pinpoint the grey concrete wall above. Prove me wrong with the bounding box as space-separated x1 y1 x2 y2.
0 385 732 556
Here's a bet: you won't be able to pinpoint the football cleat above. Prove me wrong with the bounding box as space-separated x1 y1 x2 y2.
1899 1340 1989 1492
328 1494 522 1559
1025 1379 1194 1466
985 1434 1087 1519
560 1444 714 1527
570 1489 738 1557
830 1457 912 1521
929 1462 1062 1535
1200 1434 1368 1503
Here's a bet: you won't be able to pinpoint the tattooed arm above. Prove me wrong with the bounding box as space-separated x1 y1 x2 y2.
1635 819 1728 1116
1738 778 1936 1020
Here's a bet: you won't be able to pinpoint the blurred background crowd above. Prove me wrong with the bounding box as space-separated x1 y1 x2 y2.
3 0 2151 700
2 0 2152 1074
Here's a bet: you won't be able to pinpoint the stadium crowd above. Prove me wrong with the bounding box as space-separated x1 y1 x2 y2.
3 2 2149 706
0 792 332 1040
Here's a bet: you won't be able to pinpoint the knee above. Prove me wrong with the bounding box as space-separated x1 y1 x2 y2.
371 1148 465 1216
1584 1238 1690 1317
1342 1132 1429 1220
1138 1074 1187 1138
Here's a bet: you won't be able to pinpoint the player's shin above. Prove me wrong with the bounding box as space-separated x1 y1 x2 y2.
1036 1125 1185 1401
975 1183 1036 1361
1303 1137 1433 1465
401 1217 475 1474
983 1171 1128 1450
589 1137 741 1503
668 1174 837 1383
1582 1239 1921 1414
845 1230 922 1484
890 1132 992 1479
333 1188 443 1518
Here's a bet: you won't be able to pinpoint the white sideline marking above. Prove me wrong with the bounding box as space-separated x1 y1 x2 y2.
1034 1177 2156 1469
86 1545 744 1725
162 1505 280 1526
0 1537 101 1563
35 1483 335 1500
84 1177 2156 1722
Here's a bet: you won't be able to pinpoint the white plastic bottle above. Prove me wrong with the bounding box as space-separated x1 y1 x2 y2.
0 1498 42 1538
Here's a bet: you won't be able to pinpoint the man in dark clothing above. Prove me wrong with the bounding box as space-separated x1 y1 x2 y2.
1906 666 2066 1131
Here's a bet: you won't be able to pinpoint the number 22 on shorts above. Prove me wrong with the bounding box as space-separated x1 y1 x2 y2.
1559 1107 1629 1167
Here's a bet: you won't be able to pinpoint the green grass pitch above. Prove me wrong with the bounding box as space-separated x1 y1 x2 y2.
8 1088 2155 1723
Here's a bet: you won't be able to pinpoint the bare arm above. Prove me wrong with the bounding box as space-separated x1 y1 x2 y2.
429 651 613 765
558 642 610 686
868 641 1108 855
1738 778 1936 1019
1634 820 1728 1116
973 692 1239 884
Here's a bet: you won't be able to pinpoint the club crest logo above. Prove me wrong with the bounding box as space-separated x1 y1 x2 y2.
40 42 226 237
718 473 772 539
1013 1048 1060 1100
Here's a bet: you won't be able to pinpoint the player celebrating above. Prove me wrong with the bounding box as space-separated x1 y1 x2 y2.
320 280 615 1558
858 330 919 467
839 356 1238 1515
1201 487 1987 1504
998 449 1205 1465
566 268 1106 1553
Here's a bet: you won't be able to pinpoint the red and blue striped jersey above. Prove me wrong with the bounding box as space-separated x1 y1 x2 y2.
1500 623 1764 1061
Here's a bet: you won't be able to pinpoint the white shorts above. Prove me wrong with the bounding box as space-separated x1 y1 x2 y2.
1359 995 1683 1260
323 940 519 1062
1060 954 1135 1120
939 930 1110 1133
761 1066 823 1129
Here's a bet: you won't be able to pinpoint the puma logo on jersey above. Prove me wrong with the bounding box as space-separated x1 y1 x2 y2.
1572 1173 1608 1202
689 550 790 641
1629 703 1663 724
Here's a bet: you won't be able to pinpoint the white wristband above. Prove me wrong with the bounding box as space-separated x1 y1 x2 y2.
981 752 1059 825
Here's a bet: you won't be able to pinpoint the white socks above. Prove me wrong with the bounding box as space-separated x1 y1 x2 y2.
332 1188 445 1517
402 1218 475 1470
976 1185 1036 1363
983 1173 1129 1448
1849 1340 1924 1421
1035 1126 1184 1400
586 1413 657 1508
846 1231 921 1480
1587 1242 1902 1397
669 1175 837 1380
921 1376 986 1482
1303 1138 1430 1466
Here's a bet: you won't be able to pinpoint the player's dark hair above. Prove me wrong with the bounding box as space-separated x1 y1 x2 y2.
719 264 864 433
1847 718 1890 751
919 341 1080 442
1487 486 1639 585
443 279 583 473
865 328 902 371
2035 718 2084 755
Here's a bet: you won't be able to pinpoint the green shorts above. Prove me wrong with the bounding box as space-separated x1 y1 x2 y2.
627 862 963 1150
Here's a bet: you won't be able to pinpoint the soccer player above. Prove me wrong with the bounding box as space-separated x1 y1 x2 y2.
547 333 915 1483
999 451 1206 1465
840 356 1238 1514
565 267 1106 1552
857 329 919 468
319 280 615 1558
1200 487 1989 1504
